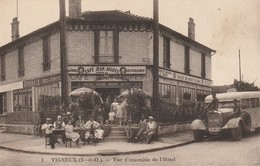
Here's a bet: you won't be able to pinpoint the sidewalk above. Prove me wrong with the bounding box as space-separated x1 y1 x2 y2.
0 130 194 156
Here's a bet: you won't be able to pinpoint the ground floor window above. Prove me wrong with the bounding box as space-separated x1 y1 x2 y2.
159 83 176 102
35 83 61 112
196 90 210 102
13 89 32 111
0 93 7 114
179 87 195 104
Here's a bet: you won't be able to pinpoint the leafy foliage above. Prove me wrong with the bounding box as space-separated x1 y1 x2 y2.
233 79 259 91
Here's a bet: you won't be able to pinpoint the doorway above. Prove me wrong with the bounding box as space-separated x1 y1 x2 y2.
95 88 120 101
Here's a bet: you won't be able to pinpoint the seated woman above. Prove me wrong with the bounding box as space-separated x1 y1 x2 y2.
64 119 80 147
142 116 157 144
84 116 100 144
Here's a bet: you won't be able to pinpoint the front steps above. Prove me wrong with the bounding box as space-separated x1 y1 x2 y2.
105 126 127 142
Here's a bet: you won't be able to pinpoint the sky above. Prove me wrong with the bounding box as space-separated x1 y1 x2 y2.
0 0 260 87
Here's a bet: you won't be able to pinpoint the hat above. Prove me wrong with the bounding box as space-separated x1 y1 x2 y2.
46 118 51 121
66 112 71 115
148 116 154 120
128 120 132 123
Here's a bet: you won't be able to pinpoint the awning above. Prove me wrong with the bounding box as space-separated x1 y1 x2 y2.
0 82 23 93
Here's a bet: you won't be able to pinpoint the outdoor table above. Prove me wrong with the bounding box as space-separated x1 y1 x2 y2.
52 128 65 143
73 127 86 142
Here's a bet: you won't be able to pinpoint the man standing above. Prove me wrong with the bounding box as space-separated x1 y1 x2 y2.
208 93 219 111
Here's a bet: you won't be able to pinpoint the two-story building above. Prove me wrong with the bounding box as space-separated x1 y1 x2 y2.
0 0 215 133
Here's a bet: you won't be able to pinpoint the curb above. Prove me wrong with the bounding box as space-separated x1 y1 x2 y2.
0 140 195 156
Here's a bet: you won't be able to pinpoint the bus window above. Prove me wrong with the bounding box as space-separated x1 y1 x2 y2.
250 98 259 108
241 99 250 109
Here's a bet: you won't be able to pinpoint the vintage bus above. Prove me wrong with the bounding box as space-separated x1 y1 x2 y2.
191 91 260 141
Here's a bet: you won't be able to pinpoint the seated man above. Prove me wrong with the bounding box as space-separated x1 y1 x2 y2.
53 115 66 143
125 120 134 142
102 120 111 138
41 118 55 149
142 116 157 144
134 114 148 142
229 99 241 119
84 116 100 144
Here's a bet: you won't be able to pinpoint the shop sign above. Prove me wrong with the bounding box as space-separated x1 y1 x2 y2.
178 81 196 88
159 68 212 86
68 65 146 75
197 85 212 91
159 77 177 85
23 75 61 88
69 74 144 81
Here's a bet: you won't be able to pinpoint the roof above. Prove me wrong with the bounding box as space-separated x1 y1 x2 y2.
81 10 152 22
205 91 260 103
0 10 215 54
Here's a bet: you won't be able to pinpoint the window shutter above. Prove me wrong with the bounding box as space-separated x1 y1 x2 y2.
94 30 99 64
114 30 119 64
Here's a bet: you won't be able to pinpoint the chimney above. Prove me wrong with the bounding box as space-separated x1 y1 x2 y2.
69 0 82 19
11 17 20 41
188 17 195 40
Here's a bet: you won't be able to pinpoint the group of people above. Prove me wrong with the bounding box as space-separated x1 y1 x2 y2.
41 113 112 149
125 115 157 144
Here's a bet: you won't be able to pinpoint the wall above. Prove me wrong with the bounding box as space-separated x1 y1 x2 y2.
205 55 211 79
158 123 191 135
119 32 151 64
1 33 61 86
67 31 94 64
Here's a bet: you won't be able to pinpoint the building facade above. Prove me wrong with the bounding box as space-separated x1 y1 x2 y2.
0 3 215 133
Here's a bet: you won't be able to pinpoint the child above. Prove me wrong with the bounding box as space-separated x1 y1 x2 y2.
108 110 115 124
94 126 104 145
102 120 111 138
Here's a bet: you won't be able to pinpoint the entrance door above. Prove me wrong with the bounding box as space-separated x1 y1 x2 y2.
95 88 120 101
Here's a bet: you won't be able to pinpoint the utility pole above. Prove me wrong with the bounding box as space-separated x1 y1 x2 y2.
153 0 160 118
59 0 68 111
239 49 242 82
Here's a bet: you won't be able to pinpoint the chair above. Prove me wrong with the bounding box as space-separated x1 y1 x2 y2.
65 137 79 148
45 135 51 148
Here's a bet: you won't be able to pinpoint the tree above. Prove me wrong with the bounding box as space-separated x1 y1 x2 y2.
233 79 259 91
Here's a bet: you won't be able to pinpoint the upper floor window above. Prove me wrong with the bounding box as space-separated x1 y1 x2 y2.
0 54 6 81
163 37 171 68
94 30 119 64
18 46 25 77
184 46 190 74
201 53 206 78
43 36 51 71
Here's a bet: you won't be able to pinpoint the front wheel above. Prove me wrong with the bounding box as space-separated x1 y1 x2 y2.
231 122 243 141
193 130 204 142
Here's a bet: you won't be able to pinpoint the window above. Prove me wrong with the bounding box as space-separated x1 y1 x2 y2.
241 99 250 109
184 46 190 74
196 90 210 102
250 98 259 108
179 87 195 103
94 30 119 64
201 53 206 78
163 37 171 68
0 54 6 81
43 36 51 71
35 84 61 112
159 83 176 102
13 88 32 111
18 46 25 77
0 93 7 114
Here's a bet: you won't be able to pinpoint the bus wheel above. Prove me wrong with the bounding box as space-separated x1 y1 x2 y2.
193 130 204 142
231 122 242 141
